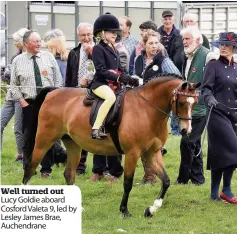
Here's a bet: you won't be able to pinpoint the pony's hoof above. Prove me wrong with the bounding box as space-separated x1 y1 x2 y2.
22 178 28 185
144 207 153 218
122 211 132 218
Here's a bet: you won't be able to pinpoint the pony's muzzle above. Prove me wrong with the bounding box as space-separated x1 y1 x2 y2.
180 128 187 136
179 119 192 136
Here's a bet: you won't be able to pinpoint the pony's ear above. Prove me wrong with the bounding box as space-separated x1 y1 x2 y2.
193 82 201 89
180 82 188 90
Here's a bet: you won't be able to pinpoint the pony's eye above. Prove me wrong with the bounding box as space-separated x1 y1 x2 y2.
178 102 185 107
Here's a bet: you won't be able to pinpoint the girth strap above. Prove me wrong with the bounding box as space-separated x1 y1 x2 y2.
109 127 124 155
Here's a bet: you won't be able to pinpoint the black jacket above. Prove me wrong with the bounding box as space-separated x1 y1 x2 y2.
158 25 184 73
202 34 210 49
202 56 237 170
65 44 92 87
90 40 124 90
134 52 165 84
3 51 22 84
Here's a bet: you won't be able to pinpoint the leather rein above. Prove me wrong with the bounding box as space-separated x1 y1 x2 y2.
132 87 199 121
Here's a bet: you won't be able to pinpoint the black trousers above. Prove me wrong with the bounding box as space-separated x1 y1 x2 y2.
40 144 87 174
76 150 88 173
92 154 123 178
177 116 206 185
22 100 66 174
40 140 67 173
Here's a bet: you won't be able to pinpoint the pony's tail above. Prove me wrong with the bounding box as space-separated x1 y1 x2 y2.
23 87 59 177
34 87 58 109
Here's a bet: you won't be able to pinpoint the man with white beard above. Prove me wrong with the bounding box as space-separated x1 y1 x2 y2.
182 13 210 49
176 27 209 185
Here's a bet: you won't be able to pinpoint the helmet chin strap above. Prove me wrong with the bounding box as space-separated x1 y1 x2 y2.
102 30 108 43
101 30 113 47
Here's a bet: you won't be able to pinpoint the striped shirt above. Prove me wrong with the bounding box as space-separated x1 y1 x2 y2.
162 58 181 76
122 34 139 56
78 42 95 86
10 51 62 100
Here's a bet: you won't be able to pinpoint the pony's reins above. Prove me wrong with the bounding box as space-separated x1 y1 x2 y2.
131 86 199 121
131 87 172 119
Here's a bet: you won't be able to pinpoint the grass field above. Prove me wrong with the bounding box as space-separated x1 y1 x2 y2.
1 119 237 234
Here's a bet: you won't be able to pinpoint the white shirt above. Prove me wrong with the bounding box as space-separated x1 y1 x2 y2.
78 42 95 73
10 51 62 100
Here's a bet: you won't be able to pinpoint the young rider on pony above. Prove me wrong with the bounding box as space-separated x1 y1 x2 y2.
90 13 139 140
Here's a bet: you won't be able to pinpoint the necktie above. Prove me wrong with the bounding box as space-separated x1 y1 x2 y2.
78 50 88 82
32 55 43 94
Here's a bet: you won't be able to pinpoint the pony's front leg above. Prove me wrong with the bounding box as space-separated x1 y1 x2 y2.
119 151 139 217
144 150 170 217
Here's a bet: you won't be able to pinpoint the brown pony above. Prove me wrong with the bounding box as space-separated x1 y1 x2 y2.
22 75 200 217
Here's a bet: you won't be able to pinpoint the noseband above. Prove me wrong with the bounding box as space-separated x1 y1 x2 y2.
172 89 199 120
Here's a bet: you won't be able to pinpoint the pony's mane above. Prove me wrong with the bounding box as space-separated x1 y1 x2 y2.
148 73 184 82
139 73 185 88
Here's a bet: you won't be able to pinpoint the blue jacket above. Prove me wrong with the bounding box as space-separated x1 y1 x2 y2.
55 56 67 86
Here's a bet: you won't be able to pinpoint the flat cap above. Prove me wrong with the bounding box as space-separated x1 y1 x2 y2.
162 10 173 18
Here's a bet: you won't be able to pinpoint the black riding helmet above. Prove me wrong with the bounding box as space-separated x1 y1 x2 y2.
93 13 121 36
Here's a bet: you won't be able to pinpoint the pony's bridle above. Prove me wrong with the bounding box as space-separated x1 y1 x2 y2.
172 89 199 120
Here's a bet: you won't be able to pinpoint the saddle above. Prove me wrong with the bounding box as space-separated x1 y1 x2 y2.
83 86 127 154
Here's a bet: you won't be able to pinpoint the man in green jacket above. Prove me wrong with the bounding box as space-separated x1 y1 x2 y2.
176 26 209 185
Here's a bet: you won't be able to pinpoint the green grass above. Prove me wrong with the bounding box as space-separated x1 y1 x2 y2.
1 119 237 234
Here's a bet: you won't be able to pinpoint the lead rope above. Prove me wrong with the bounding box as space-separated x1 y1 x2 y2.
218 102 237 110
193 105 213 157
194 102 237 158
